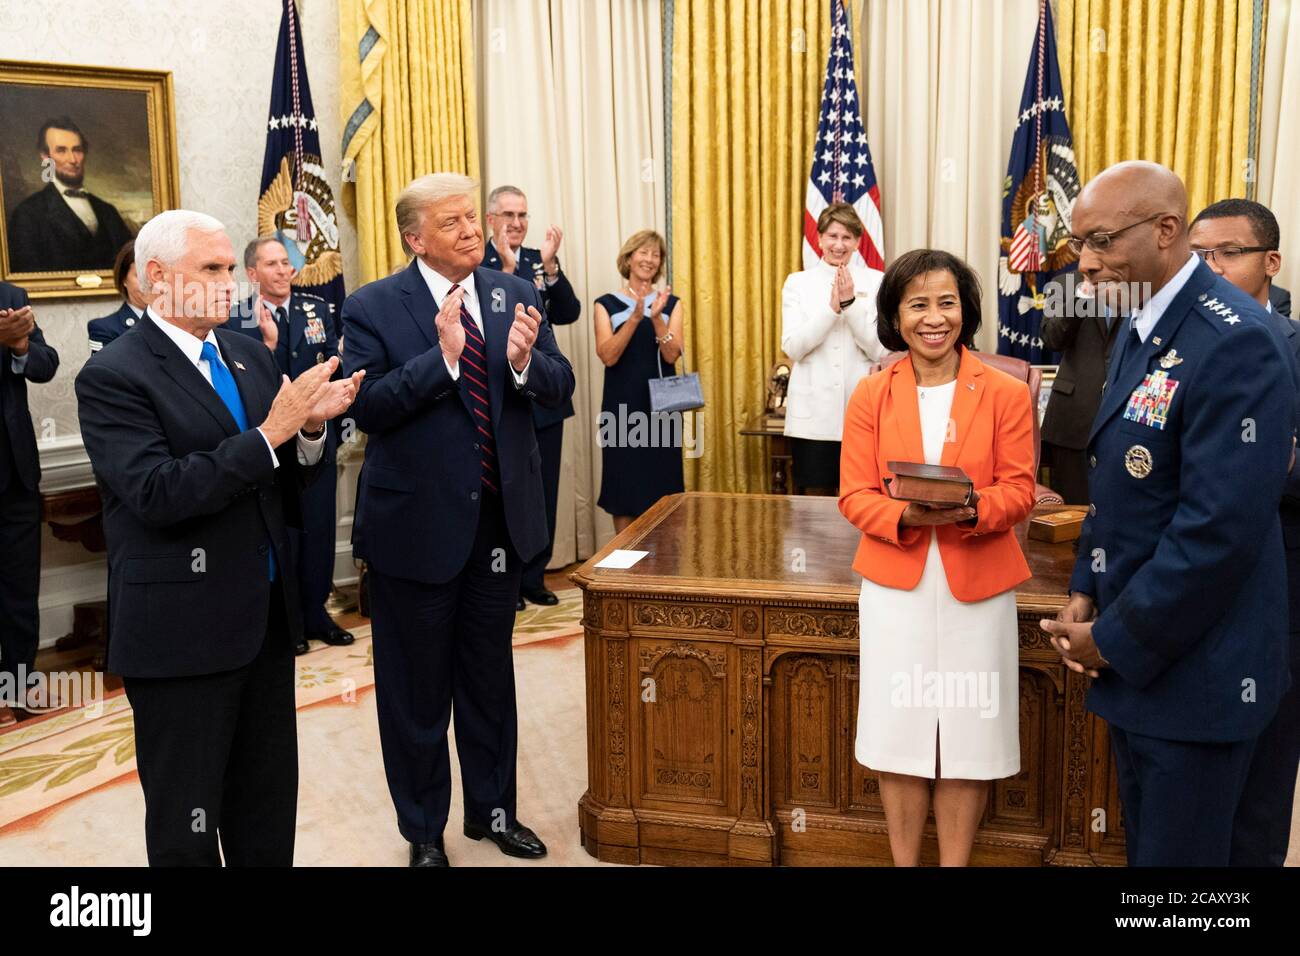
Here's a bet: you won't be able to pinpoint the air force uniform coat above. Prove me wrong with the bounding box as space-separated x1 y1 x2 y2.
1070 260 1296 743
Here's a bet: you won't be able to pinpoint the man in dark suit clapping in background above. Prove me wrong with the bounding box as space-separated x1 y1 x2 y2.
342 173 575 867
0 283 59 726
76 210 361 865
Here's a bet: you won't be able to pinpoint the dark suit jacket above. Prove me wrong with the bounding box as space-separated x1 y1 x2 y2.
7 183 133 273
1040 287 1122 450
0 281 60 492
1071 262 1294 741
481 240 580 428
74 316 318 679
1271 284 1292 319
342 261 575 584
87 302 142 354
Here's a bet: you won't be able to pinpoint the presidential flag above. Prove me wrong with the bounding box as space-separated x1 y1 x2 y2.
803 0 883 273
997 0 1080 363
258 0 344 309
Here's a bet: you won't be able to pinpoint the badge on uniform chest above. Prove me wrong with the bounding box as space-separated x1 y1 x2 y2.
1123 369 1180 430
304 316 327 345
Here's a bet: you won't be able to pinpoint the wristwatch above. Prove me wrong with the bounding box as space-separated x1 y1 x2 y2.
838 296 856 311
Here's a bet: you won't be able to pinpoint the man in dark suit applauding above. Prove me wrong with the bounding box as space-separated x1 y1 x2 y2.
342 173 575 867
481 185 581 608
0 282 59 726
75 210 362 866
1042 163 1295 866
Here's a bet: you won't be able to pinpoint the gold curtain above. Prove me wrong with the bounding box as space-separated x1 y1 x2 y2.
671 0 833 494
339 0 480 285
1056 0 1262 217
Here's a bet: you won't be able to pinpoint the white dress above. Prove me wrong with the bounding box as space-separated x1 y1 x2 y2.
854 380 1020 780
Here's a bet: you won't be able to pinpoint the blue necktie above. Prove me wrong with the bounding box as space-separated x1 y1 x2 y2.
200 341 275 581
1113 318 1145 385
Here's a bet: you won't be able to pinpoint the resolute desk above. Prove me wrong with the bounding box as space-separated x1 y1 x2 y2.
571 493 1127 866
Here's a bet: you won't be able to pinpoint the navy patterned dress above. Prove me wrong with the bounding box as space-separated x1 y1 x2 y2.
596 292 686 516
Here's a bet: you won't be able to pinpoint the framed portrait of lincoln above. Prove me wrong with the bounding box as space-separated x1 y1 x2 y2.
0 60 180 298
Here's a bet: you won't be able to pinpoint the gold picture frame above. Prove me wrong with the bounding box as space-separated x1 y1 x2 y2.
0 59 180 299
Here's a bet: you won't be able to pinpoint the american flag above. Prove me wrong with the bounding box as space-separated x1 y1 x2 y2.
803 0 883 273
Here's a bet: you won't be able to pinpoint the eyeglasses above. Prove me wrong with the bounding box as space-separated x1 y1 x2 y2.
1067 214 1165 255
1193 246 1275 265
493 211 529 222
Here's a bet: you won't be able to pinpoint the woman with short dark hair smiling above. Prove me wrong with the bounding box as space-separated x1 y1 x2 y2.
839 249 1037 866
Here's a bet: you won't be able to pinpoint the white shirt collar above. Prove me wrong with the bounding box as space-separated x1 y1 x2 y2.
1266 299 1274 314
147 307 220 367
1131 252 1200 342
126 302 144 319
415 257 477 308
260 292 291 312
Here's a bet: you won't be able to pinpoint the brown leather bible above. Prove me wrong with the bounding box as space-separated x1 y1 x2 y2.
883 461 974 507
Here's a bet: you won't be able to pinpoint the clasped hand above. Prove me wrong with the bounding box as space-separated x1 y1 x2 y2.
1040 592 1107 677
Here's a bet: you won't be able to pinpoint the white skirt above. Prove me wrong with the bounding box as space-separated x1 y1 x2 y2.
855 533 1020 780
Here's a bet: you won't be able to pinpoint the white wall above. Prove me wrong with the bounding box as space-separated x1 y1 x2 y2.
0 0 362 643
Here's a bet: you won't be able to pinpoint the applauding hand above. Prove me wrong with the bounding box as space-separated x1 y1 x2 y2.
507 302 544 372
494 222 517 274
830 265 856 313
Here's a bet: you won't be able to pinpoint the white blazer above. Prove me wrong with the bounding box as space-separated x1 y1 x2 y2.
780 258 885 441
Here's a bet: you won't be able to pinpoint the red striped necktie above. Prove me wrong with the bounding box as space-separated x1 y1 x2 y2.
449 283 498 494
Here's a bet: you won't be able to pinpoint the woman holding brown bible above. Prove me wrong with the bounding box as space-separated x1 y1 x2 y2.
838 249 1036 866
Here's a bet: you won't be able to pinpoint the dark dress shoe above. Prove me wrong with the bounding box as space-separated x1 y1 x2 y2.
463 820 547 859
409 838 449 867
294 636 310 656
309 624 355 646
521 586 559 606
516 596 526 612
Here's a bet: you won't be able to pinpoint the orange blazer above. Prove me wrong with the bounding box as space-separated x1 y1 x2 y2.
839 347 1036 602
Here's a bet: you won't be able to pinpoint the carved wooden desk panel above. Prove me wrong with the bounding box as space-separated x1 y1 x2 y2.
571 493 1127 866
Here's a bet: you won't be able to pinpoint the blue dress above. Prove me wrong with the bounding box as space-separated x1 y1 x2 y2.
596 292 686 516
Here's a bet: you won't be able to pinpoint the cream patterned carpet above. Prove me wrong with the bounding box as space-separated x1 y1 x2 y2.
3 583 1296 866
0 588 619 867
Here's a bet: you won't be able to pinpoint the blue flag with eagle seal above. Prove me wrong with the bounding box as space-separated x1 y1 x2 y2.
997 0 1079 363
258 0 344 311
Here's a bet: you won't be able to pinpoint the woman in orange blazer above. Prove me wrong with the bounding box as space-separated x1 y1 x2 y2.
839 249 1036 867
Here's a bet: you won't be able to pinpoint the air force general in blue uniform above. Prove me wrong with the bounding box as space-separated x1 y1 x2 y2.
481 238 581 605
1069 253 1296 866
224 290 347 650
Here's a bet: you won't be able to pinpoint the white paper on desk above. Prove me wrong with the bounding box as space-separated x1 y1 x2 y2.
594 549 650 569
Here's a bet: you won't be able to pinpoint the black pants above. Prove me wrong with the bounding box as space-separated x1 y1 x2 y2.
520 421 563 592
0 472 40 695
1110 726 1256 866
370 487 521 843
1041 442 1090 506
123 588 298 866
1230 629 1300 865
297 449 338 633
